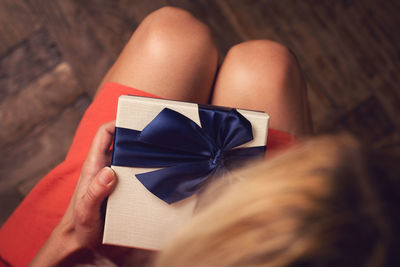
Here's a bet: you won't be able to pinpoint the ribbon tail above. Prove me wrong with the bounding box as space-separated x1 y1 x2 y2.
135 161 214 204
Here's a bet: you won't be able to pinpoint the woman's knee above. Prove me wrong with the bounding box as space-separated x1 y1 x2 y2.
107 6 218 102
133 6 217 61
213 40 310 136
223 40 304 91
227 40 295 70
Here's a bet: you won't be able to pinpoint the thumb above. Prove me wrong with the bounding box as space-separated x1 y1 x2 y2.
77 167 116 226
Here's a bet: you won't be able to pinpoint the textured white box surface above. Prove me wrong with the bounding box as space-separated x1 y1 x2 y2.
103 95 269 249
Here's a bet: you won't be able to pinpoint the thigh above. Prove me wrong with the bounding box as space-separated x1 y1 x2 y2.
96 7 218 104
211 40 312 136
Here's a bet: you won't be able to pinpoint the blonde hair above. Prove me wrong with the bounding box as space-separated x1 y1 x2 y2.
155 135 397 267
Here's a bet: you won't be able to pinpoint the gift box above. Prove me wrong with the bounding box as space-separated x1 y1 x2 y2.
103 95 269 250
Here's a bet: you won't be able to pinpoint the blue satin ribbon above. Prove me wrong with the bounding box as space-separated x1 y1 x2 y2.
112 105 266 204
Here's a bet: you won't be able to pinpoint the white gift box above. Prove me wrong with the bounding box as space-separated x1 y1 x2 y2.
103 95 269 250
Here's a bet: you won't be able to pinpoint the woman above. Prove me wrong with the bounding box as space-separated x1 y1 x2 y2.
3 6 376 266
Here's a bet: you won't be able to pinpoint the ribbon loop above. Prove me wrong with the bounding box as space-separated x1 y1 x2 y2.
112 106 265 204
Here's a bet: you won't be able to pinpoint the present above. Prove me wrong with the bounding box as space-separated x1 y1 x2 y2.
103 95 269 250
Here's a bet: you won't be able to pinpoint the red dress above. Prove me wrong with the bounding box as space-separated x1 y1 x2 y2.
0 82 297 267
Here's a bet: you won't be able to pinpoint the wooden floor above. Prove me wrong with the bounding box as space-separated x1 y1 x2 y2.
0 0 399 225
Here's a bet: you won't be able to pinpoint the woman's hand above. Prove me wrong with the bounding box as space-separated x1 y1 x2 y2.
30 121 119 266
64 120 117 248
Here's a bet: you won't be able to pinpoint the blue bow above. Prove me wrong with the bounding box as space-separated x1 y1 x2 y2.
112 105 266 204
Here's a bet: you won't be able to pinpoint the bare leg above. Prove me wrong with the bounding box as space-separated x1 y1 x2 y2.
95 7 218 103
211 40 312 137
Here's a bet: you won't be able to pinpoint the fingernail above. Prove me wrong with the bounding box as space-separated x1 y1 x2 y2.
99 167 115 186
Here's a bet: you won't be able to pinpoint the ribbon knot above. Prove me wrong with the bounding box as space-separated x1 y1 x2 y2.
112 106 266 204
211 149 224 166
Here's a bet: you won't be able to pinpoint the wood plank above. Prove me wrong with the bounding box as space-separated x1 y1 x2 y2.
77 0 142 60
372 131 400 152
0 95 89 191
0 62 84 149
25 0 113 96
79 0 243 62
16 96 90 196
217 0 341 130
306 79 337 133
293 1 372 108
219 0 400 138
371 78 400 130
345 0 400 130
0 0 40 55
338 96 395 143
264 0 371 110
0 187 24 226
300 1 400 134
0 27 62 100
0 96 89 225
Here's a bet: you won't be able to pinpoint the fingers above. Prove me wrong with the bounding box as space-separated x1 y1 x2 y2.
75 167 116 227
89 121 116 159
83 121 116 178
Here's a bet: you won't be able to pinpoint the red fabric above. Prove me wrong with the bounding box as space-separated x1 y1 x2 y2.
265 128 298 159
0 82 296 267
